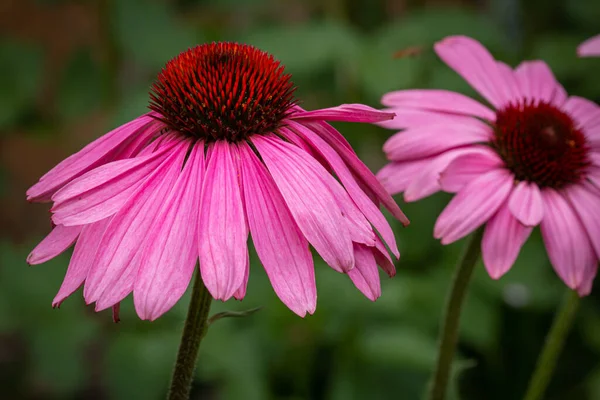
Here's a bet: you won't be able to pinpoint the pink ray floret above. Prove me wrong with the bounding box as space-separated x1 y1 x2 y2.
578 34 600 57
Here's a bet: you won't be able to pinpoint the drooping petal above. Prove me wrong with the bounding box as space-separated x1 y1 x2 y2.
290 104 395 123
52 218 111 306
233 252 250 301
482 203 533 279
377 159 429 197
27 224 82 265
252 135 355 272
376 108 484 130
380 89 496 121
198 141 249 301
348 244 381 301
578 34 600 57
540 189 597 290
564 181 600 259
514 61 567 106
439 147 504 193
434 35 514 109
434 169 513 244
239 143 316 316
373 235 396 278
134 143 204 320
576 262 597 296
84 139 190 307
508 181 544 226
27 114 160 202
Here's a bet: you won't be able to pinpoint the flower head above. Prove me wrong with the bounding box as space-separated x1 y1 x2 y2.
27 42 408 320
578 34 600 57
377 36 600 295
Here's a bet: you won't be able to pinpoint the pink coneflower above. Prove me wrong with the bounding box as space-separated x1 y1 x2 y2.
377 36 600 295
578 34 600 57
27 43 408 320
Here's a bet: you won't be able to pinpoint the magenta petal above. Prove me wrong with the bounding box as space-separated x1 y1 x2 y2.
540 189 596 289
376 108 483 130
233 252 250 301
252 135 355 272
564 182 600 259
508 181 544 226
52 218 111 306
285 122 397 256
439 147 504 193
84 139 190 307
514 61 567 106
290 104 395 123
482 203 533 279
578 34 600 57
27 224 81 265
133 143 204 320
27 114 159 202
348 243 381 301
373 236 396 277
434 169 513 244
576 262 597 296
239 143 316 316
198 141 249 301
381 89 496 121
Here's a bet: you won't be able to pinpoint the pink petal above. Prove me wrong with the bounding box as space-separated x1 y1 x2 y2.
434 35 513 109
578 34 600 57
133 143 204 320
563 97 600 146
376 108 485 130
383 120 491 161
576 262 597 296
564 181 600 259
285 121 397 256
27 114 160 202
50 140 178 226
239 143 316 316
514 61 567 106
348 243 381 301
233 252 250 301
482 202 533 279
434 169 513 244
508 181 544 226
84 139 190 307
27 224 82 265
495 61 522 103
380 89 496 121
540 189 597 289
373 235 396 277
252 135 355 272
377 159 429 197
439 147 504 193
304 120 409 225
198 141 249 301
52 218 111 306
290 104 395 123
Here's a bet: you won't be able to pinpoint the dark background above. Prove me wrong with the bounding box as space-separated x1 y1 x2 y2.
1 0 600 399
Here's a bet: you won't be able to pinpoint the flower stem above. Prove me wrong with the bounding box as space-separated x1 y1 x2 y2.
523 289 580 400
167 271 213 400
427 227 484 400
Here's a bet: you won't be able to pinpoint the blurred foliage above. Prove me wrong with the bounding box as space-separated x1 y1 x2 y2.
1 0 600 399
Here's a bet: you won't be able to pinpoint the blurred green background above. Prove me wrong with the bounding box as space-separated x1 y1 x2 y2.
1 0 600 399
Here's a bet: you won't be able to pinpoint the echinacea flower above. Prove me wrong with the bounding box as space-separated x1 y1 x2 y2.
578 34 600 57
27 42 408 321
377 36 600 295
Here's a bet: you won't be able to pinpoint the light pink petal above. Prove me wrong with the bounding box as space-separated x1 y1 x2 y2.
348 243 381 301
439 147 504 193
377 159 430 196
508 181 544 226
27 114 160 202
578 34 600 57
564 181 600 259
27 224 81 265
239 143 316 316
84 139 190 307
50 140 178 226
563 97 600 146
376 108 485 130
304 120 409 225
285 122 397 256
133 143 204 320
233 252 250 301
540 189 597 290
252 135 355 272
495 61 522 103
52 218 111 306
514 61 567 106
434 35 512 109
290 104 395 123
482 203 533 279
198 141 249 301
434 169 513 244
576 262 597 296
381 89 496 121
383 120 491 161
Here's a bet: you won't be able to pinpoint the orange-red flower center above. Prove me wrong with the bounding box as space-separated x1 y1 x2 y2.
149 42 296 141
493 101 590 188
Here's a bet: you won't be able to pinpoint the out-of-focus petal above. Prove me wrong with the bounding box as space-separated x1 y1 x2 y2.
514 61 567 106
508 181 544 226
578 34 600 57
439 147 504 193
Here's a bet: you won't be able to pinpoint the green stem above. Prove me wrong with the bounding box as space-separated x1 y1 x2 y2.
167 272 213 400
427 227 484 400
523 289 580 400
